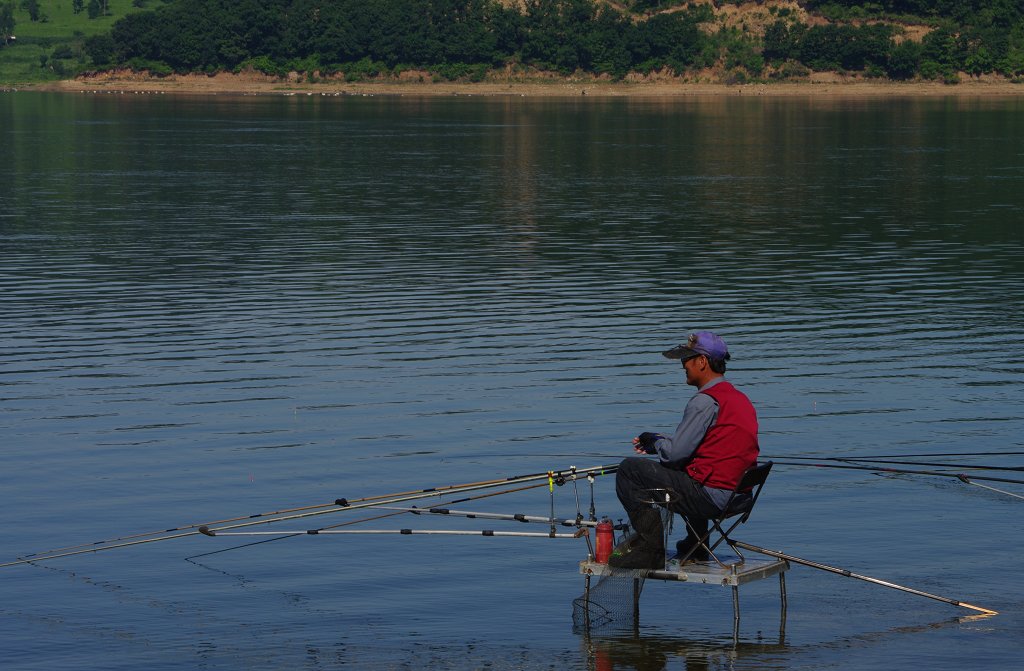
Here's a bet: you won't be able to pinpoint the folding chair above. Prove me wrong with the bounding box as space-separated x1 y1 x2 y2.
676 461 773 567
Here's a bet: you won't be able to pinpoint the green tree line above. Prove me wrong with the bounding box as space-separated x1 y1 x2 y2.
1 4 17 47
799 0 1024 77
78 0 1024 81
82 0 723 79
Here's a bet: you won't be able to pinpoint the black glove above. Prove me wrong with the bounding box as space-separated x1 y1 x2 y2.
637 432 661 454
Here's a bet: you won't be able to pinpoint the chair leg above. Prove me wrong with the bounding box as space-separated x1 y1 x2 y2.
711 533 746 566
676 517 712 563
688 519 732 567
706 541 730 568
707 522 748 566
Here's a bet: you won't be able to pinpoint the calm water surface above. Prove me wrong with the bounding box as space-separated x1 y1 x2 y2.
1 91 1023 670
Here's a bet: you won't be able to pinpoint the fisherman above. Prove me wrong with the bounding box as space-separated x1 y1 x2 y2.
609 331 759 569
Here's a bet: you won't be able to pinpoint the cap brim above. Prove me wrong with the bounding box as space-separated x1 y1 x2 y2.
662 345 698 360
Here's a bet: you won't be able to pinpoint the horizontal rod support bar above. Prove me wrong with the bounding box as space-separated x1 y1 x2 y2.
198 526 585 539
374 506 598 527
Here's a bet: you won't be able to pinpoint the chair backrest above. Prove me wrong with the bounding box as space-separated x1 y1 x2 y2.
697 461 774 565
722 461 773 521
736 461 773 493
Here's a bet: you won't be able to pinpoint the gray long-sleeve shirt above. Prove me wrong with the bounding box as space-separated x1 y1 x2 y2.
650 377 733 508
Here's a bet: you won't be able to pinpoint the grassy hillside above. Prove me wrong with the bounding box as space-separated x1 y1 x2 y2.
0 0 153 84
3 1 1021 87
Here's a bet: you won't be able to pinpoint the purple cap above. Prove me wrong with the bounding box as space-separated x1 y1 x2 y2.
662 331 730 362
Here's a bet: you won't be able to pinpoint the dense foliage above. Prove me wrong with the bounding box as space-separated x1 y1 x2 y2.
76 0 1024 81
1 4 16 47
800 0 1024 77
83 0 729 79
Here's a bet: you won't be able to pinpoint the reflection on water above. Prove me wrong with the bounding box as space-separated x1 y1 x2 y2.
582 632 788 671
1 91 1023 670
578 612 973 671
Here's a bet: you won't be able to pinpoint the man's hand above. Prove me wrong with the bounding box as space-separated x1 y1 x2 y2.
633 432 661 455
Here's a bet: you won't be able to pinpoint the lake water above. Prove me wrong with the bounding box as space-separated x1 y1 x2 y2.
1 90 1023 670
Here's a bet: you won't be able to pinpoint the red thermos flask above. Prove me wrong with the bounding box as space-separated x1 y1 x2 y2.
595 518 613 563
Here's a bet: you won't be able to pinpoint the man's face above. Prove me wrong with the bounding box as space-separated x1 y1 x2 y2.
682 355 703 386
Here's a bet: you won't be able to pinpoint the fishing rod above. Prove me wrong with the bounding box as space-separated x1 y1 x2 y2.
192 464 616 535
3 463 619 569
729 539 998 616
811 450 1024 460
964 480 1024 500
186 481 566 560
771 461 1024 486
16 464 616 561
768 455 1024 473
2 479 535 569
198 527 588 539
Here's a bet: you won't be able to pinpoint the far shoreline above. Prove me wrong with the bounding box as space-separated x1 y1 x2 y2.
15 70 1024 98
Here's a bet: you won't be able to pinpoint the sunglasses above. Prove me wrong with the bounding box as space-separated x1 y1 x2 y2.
680 354 703 366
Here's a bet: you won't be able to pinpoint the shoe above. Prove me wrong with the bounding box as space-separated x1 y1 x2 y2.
607 507 665 569
675 536 710 562
608 546 664 569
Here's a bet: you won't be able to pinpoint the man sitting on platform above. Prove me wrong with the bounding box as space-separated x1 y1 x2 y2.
610 331 759 569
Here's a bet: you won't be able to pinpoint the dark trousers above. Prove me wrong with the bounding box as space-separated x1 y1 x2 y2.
615 457 723 537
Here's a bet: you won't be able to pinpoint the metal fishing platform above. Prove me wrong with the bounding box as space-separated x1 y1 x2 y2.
578 552 790 641
581 553 788 586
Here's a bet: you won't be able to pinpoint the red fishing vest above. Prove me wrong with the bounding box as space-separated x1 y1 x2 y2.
685 381 759 490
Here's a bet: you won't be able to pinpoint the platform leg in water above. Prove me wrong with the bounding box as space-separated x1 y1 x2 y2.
779 572 788 641
633 576 641 629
